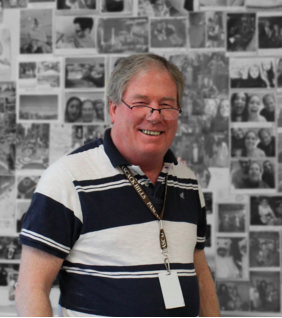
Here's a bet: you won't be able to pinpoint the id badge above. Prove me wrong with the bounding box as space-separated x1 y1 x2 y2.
158 272 185 309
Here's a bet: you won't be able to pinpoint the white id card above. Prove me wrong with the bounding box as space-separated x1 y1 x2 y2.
158 272 185 309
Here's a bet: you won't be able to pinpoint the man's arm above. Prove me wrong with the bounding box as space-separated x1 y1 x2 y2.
15 245 64 317
194 249 220 317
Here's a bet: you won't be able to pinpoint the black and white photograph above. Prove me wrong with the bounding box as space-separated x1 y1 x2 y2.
64 92 105 123
0 127 15 176
0 82 16 130
138 0 190 17
167 52 229 99
0 176 15 234
249 231 280 268
258 15 282 51
100 0 133 14
20 9 53 54
3 0 27 8
0 28 11 80
230 58 276 89
226 13 256 53
188 12 206 48
0 264 19 287
57 0 97 11
250 195 282 225
16 175 40 199
276 57 282 88
218 203 246 232
0 237 21 261
199 0 245 10
231 127 276 158
18 94 59 121
65 56 105 89
15 123 50 170
216 281 250 312
55 15 96 52
250 271 280 312
206 11 225 49
246 0 282 11
203 192 213 214
97 17 148 53
231 158 276 190
18 62 37 89
230 91 276 123
215 237 248 279
150 18 187 49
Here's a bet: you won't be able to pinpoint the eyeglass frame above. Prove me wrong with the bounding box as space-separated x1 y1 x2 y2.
121 99 182 119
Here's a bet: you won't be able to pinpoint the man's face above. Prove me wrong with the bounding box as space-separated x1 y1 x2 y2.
260 130 271 146
248 163 261 182
82 101 95 122
75 24 87 39
110 68 178 165
264 96 275 112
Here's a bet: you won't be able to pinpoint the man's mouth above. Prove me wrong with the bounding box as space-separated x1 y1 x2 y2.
140 130 162 136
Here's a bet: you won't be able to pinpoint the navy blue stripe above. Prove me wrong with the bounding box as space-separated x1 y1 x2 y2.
59 272 200 317
68 138 103 156
62 261 195 272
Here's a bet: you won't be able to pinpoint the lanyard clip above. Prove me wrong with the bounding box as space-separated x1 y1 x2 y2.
164 255 171 275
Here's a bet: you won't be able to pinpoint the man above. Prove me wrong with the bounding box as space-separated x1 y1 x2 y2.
257 128 275 157
260 93 275 122
68 17 95 48
15 54 219 316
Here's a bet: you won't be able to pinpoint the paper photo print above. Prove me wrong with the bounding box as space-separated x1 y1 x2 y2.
249 231 280 268
216 281 250 312
188 12 206 49
258 15 282 51
0 176 15 233
20 9 53 54
230 91 276 122
16 175 40 199
230 158 276 190
0 236 21 261
3 0 28 8
150 18 187 49
97 17 148 53
56 0 97 11
0 126 16 175
250 271 280 312
250 195 282 226
15 123 50 171
0 82 16 130
0 28 11 80
100 0 133 14
215 236 248 279
137 0 190 17
230 57 276 89
231 127 276 159
203 192 213 214
65 56 105 89
64 92 105 124
226 13 256 53
218 203 246 232
206 11 225 49
199 0 245 10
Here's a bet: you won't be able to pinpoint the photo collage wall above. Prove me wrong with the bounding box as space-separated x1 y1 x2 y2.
1 0 282 316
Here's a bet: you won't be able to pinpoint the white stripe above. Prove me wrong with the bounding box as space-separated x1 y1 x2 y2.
75 179 129 191
61 268 196 279
76 181 130 193
21 229 70 253
197 237 205 242
66 221 197 266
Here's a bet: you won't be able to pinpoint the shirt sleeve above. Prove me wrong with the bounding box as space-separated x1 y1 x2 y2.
19 159 83 259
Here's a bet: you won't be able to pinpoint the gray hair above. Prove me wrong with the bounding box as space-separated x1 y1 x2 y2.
106 53 184 110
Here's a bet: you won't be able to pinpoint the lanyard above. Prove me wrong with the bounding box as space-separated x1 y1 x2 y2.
120 165 170 273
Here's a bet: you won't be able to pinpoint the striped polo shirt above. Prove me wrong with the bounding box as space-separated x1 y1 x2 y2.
20 128 207 317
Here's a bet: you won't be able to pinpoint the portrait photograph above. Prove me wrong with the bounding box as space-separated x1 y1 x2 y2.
0 175 15 234
138 0 190 17
64 91 105 124
258 15 282 51
65 56 105 89
230 127 276 158
250 271 280 312
226 13 256 53
250 195 282 226
230 91 276 123
150 18 187 49
215 236 248 279
18 94 59 121
15 123 50 171
97 17 148 54
55 15 96 53
20 9 53 54
249 231 280 268
206 11 225 49
188 12 206 49
230 57 276 89
218 203 246 232
216 281 250 312
230 158 276 191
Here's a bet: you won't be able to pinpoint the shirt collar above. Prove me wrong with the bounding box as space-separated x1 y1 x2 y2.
103 128 178 168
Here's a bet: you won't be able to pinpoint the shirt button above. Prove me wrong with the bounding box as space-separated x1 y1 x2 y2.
145 183 149 187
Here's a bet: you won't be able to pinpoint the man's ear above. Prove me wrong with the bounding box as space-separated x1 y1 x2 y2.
109 100 117 124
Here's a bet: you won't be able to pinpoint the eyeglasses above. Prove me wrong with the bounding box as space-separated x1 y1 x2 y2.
121 99 181 120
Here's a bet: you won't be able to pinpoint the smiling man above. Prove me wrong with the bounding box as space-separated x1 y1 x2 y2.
15 54 219 317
